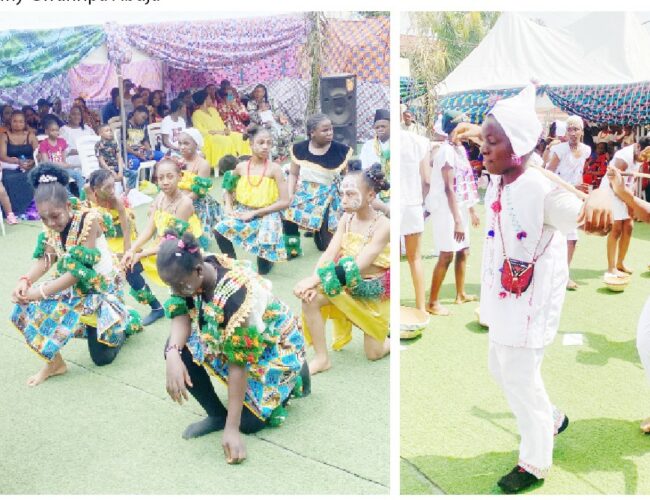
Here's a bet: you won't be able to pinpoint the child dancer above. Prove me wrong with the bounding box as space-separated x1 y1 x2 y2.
284 114 353 253
157 231 309 464
426 111 480 316
176 128 221 250
293 163 390 374
121 159 204 325
601 137 650 279
545 115 591 290
86 169 164 326
455 85 613 493
608 164 650 433
215 124 290 275
10 164 134 386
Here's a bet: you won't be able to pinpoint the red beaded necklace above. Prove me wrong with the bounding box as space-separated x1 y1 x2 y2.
246 157 269 187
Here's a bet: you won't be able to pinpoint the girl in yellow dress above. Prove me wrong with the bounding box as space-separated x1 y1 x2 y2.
176 128 222 250
86 169 164 327
190 90 251 168
121 159 203 324
293 163 391 374
215 124 291 275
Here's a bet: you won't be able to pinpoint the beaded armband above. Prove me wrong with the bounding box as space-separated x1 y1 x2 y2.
101 213 117 238
164 295 190 319
124 309 143 336
57 246 106 294
338 256 361 289
167 217 190 237
284 235 302 258
191 176 213 198
317 261 342 297
130 286 156 305
222 170 240 192
33 231 47 259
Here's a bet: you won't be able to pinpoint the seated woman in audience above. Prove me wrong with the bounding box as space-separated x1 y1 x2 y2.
60 105 97 169
157 230 309 464
191 90 250 169
10 164 135 387
178 91 194 127
22 106 39 133
51 97 67 124
73 97 101 134
293 163 390 374
0 110 39 217
148 90 167 123
0 104 12 133
246 83 294 162
216 86 249 134
215 124 290 275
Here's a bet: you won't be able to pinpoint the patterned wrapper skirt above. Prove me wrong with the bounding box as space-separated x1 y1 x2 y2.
215 204 288 262
11 278 128 361
302 271 390 350
194 195 222 250
283 180 341 232
186 299 305 421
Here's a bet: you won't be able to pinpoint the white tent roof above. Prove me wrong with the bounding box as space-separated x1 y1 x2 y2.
438 12 650 95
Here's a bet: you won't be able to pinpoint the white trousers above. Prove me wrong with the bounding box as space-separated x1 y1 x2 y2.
636 297 650 386
488 341 564 478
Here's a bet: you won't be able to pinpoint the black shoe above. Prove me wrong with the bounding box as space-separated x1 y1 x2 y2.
142 308 165 326
556 415 569 436
257 257 273 275
303 231 314 237
497 466 543 494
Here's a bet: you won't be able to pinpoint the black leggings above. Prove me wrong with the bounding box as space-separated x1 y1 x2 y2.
86 325 123 366
179 346 311 434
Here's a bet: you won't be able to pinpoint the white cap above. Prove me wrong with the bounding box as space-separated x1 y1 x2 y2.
488 84 542 157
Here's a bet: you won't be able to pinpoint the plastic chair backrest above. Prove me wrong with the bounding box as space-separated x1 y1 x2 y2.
77 135 101 178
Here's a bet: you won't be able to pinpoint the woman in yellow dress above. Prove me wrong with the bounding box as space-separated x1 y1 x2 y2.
85 169 165 327
215 124 291 275
190 90 251 168
121 159 203 324
293 163 390 374
176 128 222 250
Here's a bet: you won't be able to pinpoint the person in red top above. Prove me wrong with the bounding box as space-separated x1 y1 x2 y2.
216 86 249 134
38 117 85 196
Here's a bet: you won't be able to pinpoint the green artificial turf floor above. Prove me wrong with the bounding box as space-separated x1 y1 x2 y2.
401 200 650 495
0 180 389 494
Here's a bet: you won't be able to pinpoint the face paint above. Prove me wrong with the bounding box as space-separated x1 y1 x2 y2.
341 177 363 210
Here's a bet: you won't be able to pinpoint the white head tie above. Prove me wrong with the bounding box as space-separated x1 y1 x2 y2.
488 84 542 157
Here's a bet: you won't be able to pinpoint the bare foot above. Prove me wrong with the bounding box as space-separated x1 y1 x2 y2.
27 356 67 387
454 294 478 304
426 303 450 316
308 356 332 375
641 417 650 434
616 264 633 275
607 269 629 279
566 279 578 290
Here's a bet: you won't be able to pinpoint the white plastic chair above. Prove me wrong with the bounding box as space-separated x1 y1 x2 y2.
77 135 101 178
